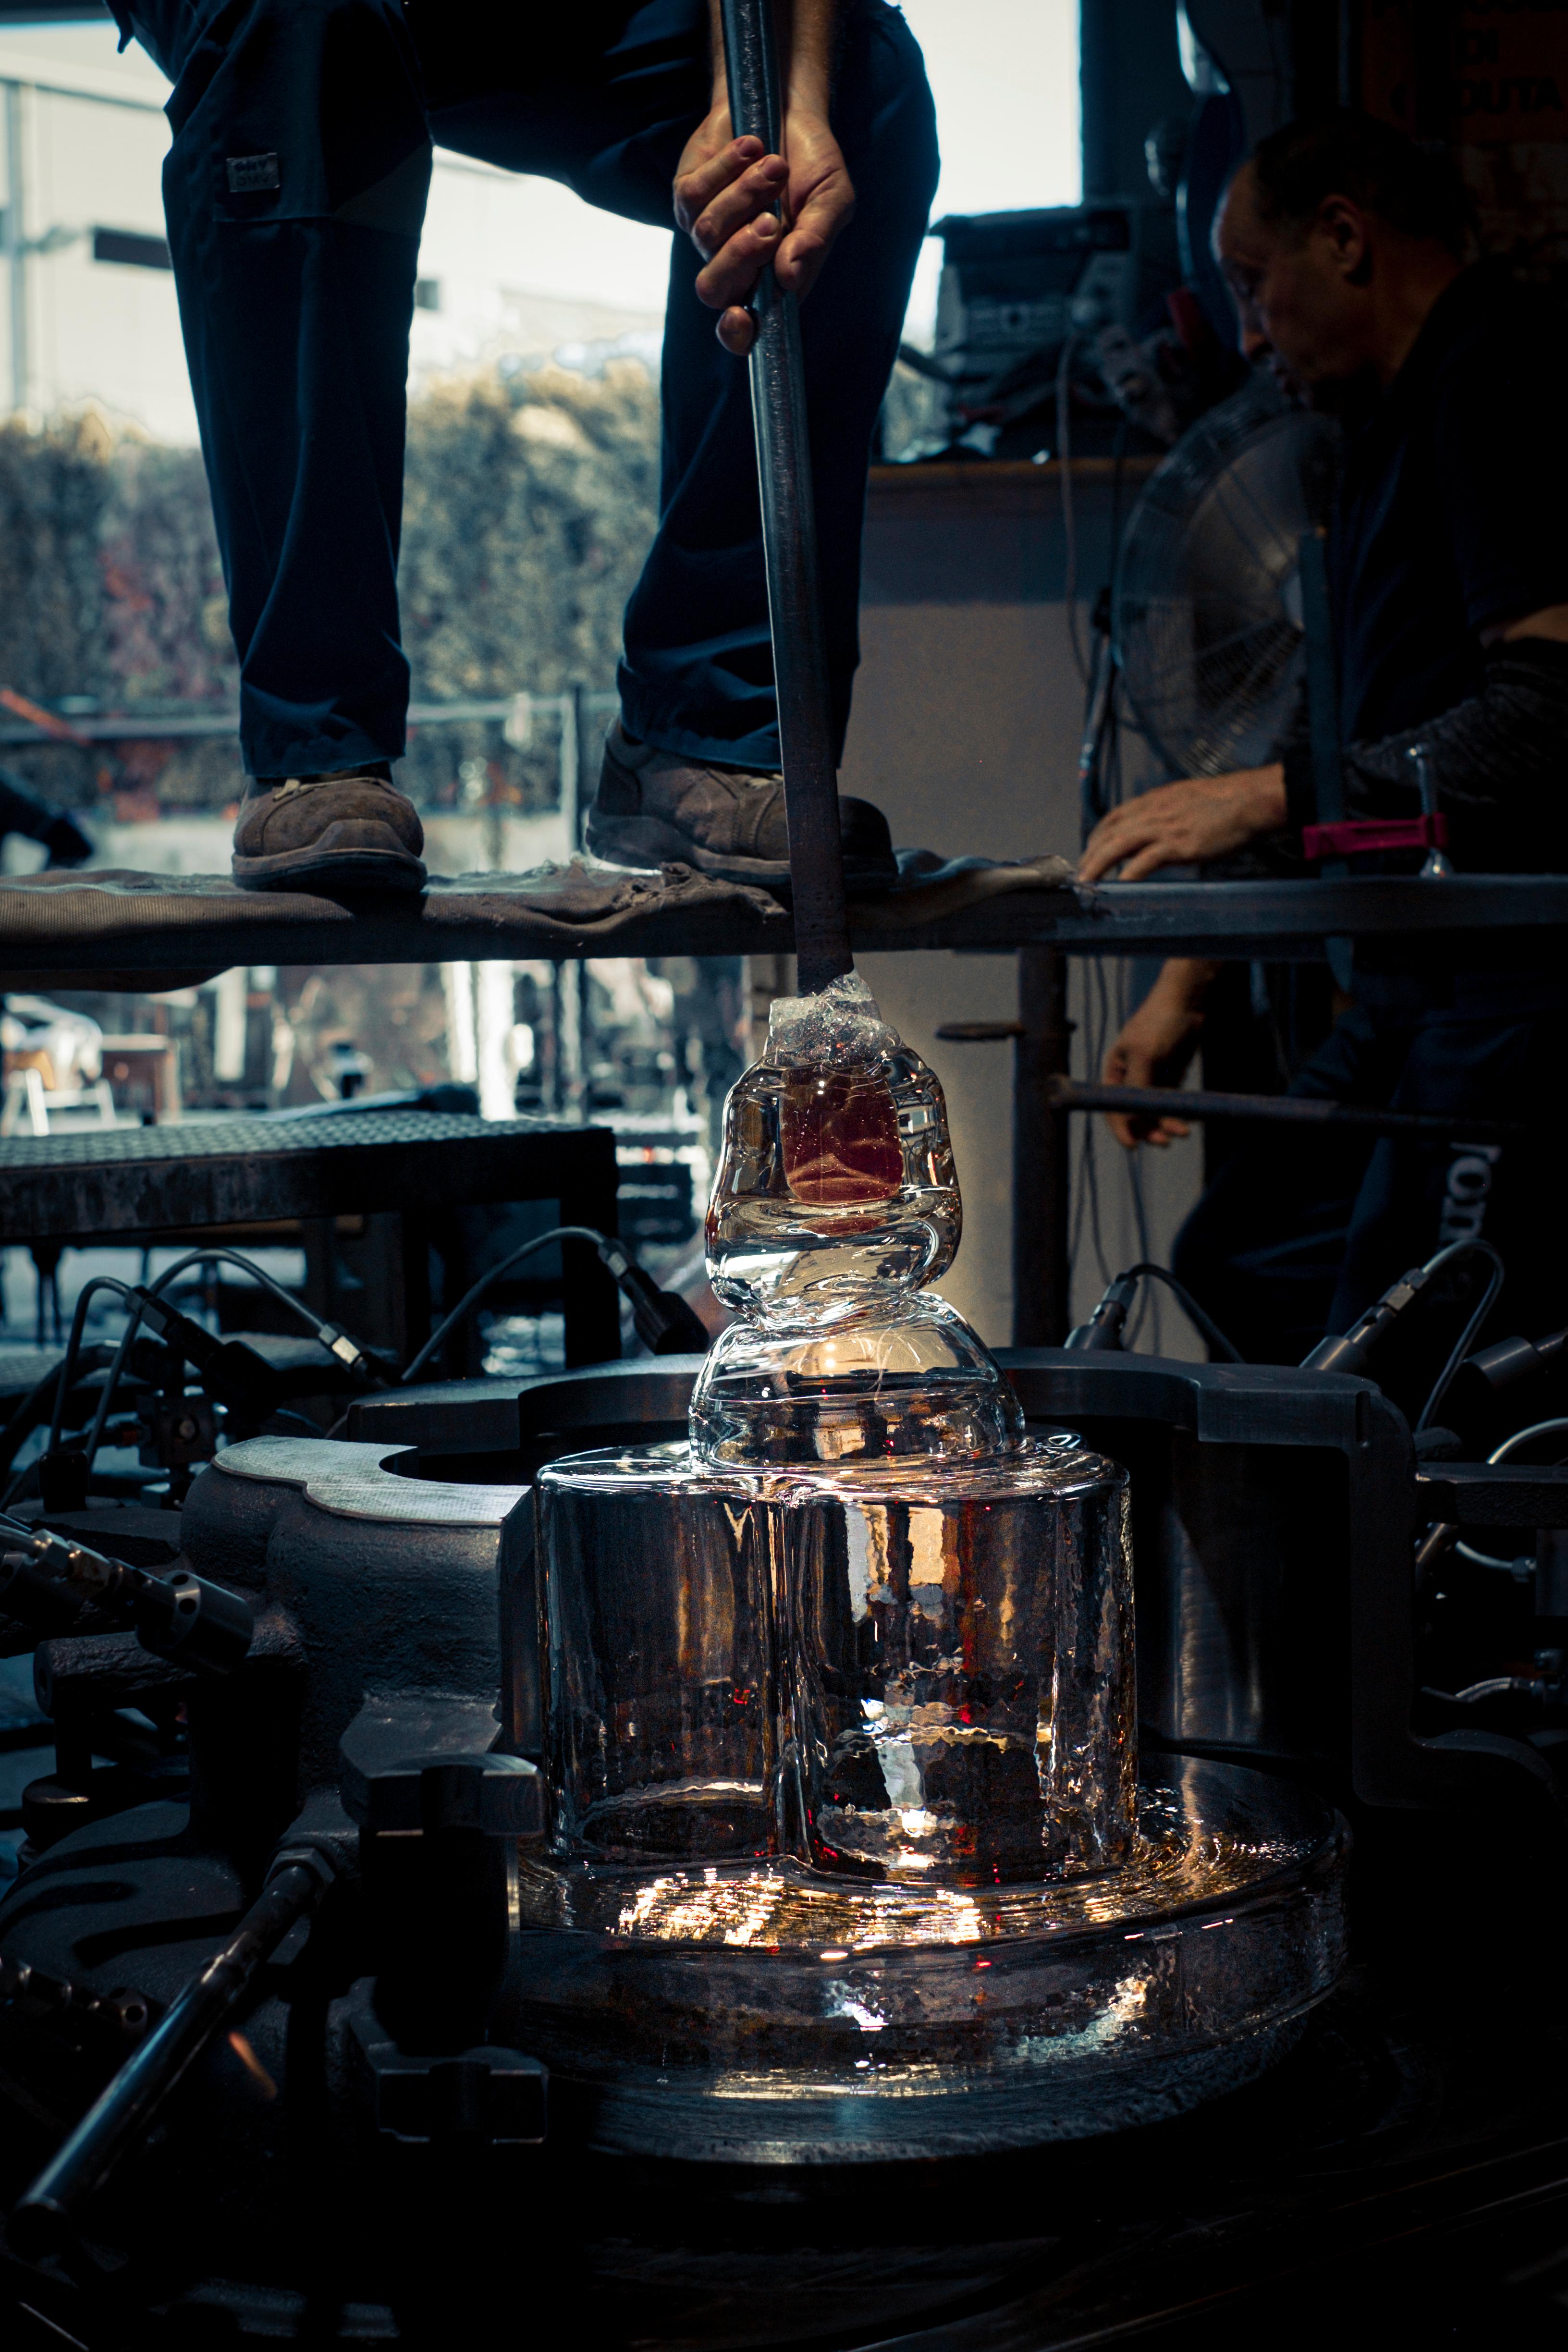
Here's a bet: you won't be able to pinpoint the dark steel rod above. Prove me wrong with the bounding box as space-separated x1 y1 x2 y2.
9 1860 325 2256
719 0 852 995
1052 1078 1531 1142
1013 948 1072 1346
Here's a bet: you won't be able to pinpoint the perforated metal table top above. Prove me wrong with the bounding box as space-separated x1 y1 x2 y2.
0 1110 617 1241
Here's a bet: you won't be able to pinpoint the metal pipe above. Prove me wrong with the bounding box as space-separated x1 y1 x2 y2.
0 692 619 747
719 0 852 995
1011 948 1072 1346
9 1843 343 2257
4 81 27 416
1047 1078 1529 1143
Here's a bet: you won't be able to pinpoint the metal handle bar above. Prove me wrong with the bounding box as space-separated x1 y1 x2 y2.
719 0 852 994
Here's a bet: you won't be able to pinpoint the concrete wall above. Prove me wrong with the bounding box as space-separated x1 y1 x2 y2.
839 462 1206 1355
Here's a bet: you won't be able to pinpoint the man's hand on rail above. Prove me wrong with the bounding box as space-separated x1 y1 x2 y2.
1101 960 1220 1149
674 112 856 356
1078 763 1288 884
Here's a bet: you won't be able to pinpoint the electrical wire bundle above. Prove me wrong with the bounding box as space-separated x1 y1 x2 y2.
1068 1237 1507 1442
0 1227 708 1512
1 1246 384 1510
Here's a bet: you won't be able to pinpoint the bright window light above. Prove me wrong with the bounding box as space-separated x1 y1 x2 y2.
900 0 1082 347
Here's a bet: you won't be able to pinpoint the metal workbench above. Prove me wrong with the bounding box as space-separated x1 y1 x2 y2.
1 870 1566 972
0 1112 622 1368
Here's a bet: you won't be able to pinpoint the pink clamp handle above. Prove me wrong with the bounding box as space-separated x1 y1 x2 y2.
1301 812 1450 861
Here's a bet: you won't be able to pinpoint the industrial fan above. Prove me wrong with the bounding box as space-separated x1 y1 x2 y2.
1112 369 1340 778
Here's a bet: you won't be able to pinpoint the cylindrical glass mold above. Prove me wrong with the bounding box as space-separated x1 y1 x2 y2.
536 1445 777 1863
536 1437 1134 1887
782 1438 1135 1884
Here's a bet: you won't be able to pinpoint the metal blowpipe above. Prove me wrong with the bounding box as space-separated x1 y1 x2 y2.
719 0 853 995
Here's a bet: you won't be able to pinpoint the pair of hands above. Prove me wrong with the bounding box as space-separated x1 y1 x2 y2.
1079 761 1287 1148
674 109 854 354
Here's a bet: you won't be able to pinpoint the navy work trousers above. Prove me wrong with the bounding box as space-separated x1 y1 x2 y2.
1172 971 1568 1407
122 0 938 780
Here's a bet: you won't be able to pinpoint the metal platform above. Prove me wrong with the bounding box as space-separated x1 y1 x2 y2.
0 1110 621 1366
1 869 1567 975
0 1109 610 1241
1 866 1563 1355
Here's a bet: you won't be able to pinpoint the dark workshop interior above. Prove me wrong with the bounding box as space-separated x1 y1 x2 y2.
2 0 1568 2343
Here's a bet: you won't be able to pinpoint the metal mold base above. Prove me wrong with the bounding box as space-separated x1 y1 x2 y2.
505 1760 1347 2164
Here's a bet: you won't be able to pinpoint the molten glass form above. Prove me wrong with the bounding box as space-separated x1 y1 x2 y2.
693 974 1017 1465
704 975 960 1323
541 977 1137 1893
521 976 1346 2158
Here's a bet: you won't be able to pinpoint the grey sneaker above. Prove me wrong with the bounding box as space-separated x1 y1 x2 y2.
586 723 896 890
232 771 426 894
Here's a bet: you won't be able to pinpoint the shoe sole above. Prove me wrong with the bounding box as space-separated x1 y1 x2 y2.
232 836 427 895
586 811 895 893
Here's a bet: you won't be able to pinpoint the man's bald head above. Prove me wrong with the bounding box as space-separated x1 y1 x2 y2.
1214 116 1472 399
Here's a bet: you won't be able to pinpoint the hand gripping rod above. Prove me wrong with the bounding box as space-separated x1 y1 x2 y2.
719 0 853 995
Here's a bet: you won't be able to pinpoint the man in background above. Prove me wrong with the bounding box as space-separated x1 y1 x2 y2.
1080 112 1568 1367
114 0 936 895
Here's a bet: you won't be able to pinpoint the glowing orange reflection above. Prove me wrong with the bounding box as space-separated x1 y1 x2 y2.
781 1071 902 1205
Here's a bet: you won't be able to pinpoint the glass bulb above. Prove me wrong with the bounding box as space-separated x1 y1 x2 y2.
706 983 960 1327
691 975 1021 1468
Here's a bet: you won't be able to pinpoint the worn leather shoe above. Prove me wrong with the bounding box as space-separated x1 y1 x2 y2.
231 771 427 894
585 723 896 890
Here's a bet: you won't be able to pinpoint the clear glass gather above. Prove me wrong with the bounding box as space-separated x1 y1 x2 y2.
693 975 1019 1467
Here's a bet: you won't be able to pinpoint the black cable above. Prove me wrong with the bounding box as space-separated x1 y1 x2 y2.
1303 1237 1505 1414
400 1226 608 1386
2 1280 138 1510
1081 961 1113 1289
1066 1260 1244 1361
402 1225 709 1385
1127 1166 1159 1354
79 1247 379 1483
48 1277 135 1457
76 1304 154 1483
147 1247 351 1344
1415 1241 1507 1435
259 1407 328 1439
1127 1262 1243 1361
0 1346 116 1485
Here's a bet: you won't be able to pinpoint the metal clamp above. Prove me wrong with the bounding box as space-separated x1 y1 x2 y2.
1302 812 1450 860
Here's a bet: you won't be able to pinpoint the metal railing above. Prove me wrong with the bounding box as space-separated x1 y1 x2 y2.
0 686 620 839
0 690 618 748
